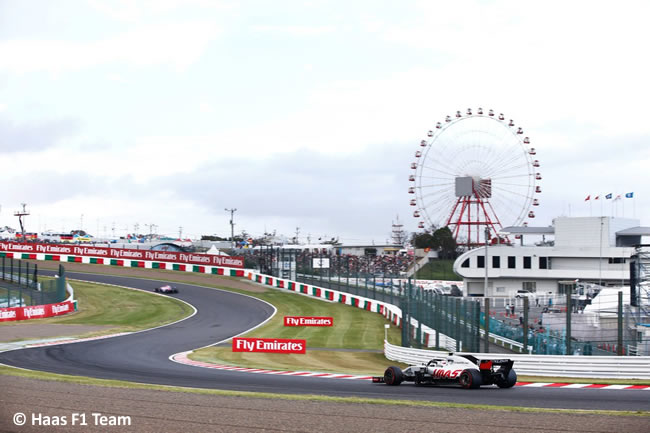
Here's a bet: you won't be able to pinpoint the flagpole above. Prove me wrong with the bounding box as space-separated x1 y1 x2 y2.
600 194 603 216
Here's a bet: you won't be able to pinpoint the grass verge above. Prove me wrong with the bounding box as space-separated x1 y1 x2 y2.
1 366 647 416
188 287 406 375
0 279 194 340
5 262 648 385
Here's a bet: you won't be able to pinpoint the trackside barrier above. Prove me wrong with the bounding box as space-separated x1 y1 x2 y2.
383 340 650 379
245 270 456 351
479 328 531 353
1 252 519 352
5 255 644 378
0 282 77 322
296 273 521 352
0 251 247 277
246 270 650 379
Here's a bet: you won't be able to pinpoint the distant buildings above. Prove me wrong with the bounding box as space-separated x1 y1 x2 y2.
453 216 650 297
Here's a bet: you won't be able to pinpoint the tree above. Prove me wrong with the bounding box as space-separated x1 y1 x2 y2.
432 227 457 259
201 235 227 241
412 232 435 249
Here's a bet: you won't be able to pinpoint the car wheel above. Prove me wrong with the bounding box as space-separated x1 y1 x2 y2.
383 366 404 386
459 369 482 389
496 369 517 388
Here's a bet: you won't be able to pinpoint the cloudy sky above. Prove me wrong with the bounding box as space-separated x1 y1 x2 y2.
1 0 648 243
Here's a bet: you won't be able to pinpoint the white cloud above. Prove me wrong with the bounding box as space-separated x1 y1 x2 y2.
1 0 649 242
0 21 221 74
87 0 230 22
251 25 336 36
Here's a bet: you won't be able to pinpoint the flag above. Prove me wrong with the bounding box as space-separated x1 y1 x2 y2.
605 193 612 199
584 195 590 201
594 195 600 200
614 194 621 201
625 192 634 198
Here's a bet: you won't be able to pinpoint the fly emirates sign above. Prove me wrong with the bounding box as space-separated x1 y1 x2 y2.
232 337 306 354
283 316 333 327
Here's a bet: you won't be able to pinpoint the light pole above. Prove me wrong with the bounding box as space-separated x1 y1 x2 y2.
225 208 237 248
484 226 489 296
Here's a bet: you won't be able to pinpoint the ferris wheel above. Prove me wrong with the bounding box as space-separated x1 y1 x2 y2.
409 108 541 248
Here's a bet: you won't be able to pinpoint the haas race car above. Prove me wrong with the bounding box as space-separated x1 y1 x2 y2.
373 354 517 389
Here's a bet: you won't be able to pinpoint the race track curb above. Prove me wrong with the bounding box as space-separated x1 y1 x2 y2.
171 351 650 389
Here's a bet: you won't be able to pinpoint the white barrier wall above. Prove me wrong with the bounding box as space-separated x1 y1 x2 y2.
383 340 650 379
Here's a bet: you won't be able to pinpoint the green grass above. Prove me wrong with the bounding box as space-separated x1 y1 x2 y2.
415 259 461 280
189 288 406 375
231 290 400 349
191 349 407 376
3 263 647 386
0 280 194 338
0 366 647 416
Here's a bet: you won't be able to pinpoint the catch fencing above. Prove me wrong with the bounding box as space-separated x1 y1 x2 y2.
246 247 648 357
0 257 67 308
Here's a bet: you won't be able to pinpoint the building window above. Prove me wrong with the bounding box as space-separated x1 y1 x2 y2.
522 281 536 292
496 286 505 293
492 256 500 268
461 258 469 268
508 256 516 268
477 255 485 268
523 256 531 269
539 257 548 269
558 281 575 296
608 258 626 264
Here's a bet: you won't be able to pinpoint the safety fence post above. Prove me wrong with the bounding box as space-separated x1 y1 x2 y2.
617 291 623 356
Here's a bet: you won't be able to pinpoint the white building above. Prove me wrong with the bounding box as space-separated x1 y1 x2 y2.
453 216 650 297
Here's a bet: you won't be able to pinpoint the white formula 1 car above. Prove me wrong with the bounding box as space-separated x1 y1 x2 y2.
154 284 178 294
373 354 517 389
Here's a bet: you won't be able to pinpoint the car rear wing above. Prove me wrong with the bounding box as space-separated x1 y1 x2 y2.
458 355 514 371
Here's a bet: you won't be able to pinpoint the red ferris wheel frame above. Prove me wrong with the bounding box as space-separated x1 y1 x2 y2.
445 183 508 247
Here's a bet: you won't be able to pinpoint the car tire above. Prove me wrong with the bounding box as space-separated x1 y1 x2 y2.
383 366 404 386
496 369 517 388
459 369 482 389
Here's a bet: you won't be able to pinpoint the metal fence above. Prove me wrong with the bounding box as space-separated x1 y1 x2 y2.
247 247 648 356
0 257 67 307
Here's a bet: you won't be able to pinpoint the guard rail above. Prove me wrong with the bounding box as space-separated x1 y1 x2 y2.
384 340 650 379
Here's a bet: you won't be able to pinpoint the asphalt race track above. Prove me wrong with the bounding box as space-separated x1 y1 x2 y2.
1 272 649 412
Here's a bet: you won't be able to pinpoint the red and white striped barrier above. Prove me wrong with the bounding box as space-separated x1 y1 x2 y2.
0 300 76 322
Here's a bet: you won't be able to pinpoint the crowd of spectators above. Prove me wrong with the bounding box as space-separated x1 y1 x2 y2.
332 253 410 276
242 247 412 277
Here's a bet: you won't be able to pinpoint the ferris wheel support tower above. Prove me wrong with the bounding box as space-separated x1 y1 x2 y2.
446 176 505 247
